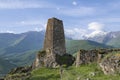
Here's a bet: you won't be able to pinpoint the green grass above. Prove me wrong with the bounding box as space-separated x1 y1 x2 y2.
29 68 60 80
28 63 120 80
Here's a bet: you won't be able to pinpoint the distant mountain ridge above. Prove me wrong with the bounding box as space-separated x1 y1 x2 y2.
86 31 120 48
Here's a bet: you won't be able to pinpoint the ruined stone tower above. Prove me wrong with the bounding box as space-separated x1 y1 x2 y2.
43 17 66 55
32 18 74 68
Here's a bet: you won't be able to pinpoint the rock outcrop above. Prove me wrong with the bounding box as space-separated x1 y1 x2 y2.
8 66 32 74
32 50 58 68
5 66 32 80
100 53 120 75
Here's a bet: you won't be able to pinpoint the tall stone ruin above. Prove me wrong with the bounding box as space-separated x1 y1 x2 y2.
44 17 66 55
32 17 69 68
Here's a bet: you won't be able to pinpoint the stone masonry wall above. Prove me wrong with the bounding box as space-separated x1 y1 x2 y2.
75 49 120 67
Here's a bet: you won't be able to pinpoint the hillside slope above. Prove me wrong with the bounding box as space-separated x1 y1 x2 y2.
66 40 112 54
0 58 16 77
1 31 44 56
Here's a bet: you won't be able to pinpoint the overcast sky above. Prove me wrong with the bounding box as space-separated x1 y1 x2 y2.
0 0 120 39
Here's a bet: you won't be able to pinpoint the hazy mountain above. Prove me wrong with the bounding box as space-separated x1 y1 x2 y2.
86 31 120 48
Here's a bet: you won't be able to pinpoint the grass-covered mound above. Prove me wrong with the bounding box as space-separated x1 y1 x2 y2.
28 63 120 80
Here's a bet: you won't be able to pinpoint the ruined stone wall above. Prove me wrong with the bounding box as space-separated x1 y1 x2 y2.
76 50 98 67
75 49 120 67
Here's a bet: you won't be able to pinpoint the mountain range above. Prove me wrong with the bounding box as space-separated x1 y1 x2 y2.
0 30 119 76
85 31 120 48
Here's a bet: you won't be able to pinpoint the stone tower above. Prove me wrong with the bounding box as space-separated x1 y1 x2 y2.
32 18 75 68
43 17 66 55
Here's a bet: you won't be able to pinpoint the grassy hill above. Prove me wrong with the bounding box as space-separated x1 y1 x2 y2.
66 40 112 54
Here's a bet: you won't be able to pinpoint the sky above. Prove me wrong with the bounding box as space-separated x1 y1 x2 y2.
0 0 120 39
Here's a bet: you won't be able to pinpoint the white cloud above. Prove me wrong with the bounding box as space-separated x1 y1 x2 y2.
0 0 55 9
72 1 77 6
65 28 87 40
20 20 42 25
34 27 45 32
15 20 46 27
86 22 107 38
56 7 60 10
19 20 46 31
65 22 107 39
88 22 104 31
109 1 120 9
98 17 120 23
0 30 15 33
59 7 95 16
6 30 15 33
